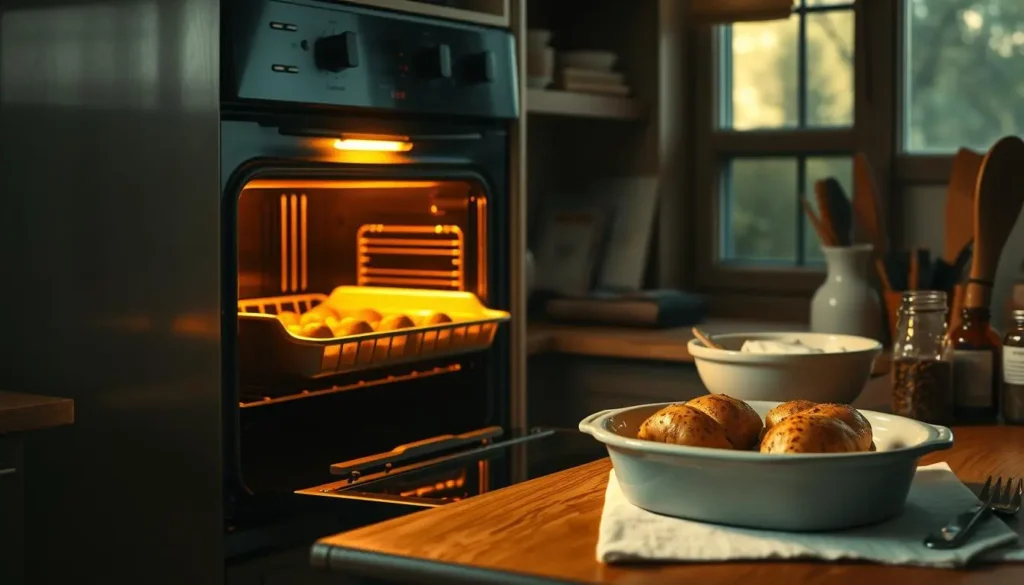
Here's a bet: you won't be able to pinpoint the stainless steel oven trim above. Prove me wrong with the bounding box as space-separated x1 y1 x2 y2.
222 160 510 501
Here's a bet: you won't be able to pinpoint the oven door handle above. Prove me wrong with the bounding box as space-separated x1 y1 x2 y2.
329 425 503 477
277 128 483 142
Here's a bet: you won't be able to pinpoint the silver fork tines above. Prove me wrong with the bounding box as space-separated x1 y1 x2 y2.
993 477 1023 515
924 474 1020 549
979 476 994 503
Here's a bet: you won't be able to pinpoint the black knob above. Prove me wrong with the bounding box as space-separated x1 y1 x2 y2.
418 44 452 79
462 50 495 83
314 31 359 72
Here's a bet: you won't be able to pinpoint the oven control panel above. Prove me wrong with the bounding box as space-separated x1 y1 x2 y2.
227 0 519 119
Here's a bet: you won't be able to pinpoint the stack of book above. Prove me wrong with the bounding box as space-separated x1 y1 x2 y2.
558 66 630 97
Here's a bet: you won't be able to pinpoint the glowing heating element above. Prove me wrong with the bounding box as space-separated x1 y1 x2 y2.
334 138 413 152
357 224 464 291
279 194 308 293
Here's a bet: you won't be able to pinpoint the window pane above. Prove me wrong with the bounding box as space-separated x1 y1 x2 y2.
904 0 1024 153
803 157 853 263
723 16 799 130
722 158 798 263
806 10 854 126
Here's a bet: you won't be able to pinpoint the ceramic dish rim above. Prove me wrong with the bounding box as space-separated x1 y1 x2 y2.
579 400 953 465
687 332 883 363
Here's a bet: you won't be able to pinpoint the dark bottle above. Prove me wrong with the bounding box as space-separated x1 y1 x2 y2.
950 306 1001 423
1001 309 1024 424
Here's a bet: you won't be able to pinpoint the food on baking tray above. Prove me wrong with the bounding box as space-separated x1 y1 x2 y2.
300 305 340 327
350 307 383 325
277 311 300 327
419 311 453 325
685 394 762 450
330 317 374 338
299 322 335 339
377 314 416 332
759 414 861 454
282 304 458 340
637 403 733 449
636 395 874 455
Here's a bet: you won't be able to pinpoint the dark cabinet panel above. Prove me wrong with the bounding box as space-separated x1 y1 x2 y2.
0 438 24 585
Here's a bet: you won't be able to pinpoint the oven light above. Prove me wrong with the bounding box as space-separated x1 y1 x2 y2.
334 138 413 152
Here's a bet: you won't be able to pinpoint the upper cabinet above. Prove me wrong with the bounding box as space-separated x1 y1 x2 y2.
522 0 654 121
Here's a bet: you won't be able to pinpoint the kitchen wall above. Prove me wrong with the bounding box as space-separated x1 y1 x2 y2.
898 185 946 255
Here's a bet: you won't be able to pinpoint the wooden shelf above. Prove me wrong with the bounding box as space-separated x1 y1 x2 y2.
526 89 644 120
339 0 508 28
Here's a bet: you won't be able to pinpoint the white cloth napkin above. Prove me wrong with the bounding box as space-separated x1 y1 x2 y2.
598 463 1023 568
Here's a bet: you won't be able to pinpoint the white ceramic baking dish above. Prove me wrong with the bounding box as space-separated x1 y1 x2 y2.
579 400 954 532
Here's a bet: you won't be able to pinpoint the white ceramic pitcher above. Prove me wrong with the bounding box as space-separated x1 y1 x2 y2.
810 244 883 341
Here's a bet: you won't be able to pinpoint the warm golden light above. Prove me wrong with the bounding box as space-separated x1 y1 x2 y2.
245 180 439 190
334 138 413 152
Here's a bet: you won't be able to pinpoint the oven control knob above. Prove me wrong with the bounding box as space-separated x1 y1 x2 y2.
419 44 452 79
463 50 496 83
314 31 360 72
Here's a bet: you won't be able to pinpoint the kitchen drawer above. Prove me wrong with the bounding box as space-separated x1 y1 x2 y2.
0 437 25 585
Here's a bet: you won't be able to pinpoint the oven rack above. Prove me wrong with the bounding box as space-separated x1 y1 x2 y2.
237 286 509 380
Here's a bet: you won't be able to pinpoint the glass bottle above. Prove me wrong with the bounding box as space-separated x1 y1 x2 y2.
949 306 1001 423
891 291 953 424
1001 309 1024 424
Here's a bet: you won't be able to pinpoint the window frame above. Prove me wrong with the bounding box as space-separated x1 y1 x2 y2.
689 0 903 296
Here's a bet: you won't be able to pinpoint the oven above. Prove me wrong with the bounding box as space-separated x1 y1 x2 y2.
220 0 605 558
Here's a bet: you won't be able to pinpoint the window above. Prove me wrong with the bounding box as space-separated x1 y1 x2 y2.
695 0 858 289
693 0 1020 296
903 0 1024 153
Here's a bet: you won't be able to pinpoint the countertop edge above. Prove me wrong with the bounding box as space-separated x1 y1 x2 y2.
0 391 75 435
315 544 576 585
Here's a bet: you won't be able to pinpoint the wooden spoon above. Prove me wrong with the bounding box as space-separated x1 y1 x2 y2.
691 327 724 350
852 153 887 256
943 147 983 264
963 137 1024 312
815 178 852 246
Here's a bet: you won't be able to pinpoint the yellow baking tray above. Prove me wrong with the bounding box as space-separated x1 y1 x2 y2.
237 286 510 379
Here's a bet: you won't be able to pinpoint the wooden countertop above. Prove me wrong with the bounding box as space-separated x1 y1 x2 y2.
528 320 892 375
0 391 74 435
314 426 1024 585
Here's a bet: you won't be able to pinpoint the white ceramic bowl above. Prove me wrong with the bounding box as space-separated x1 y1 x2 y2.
687 332 882 404
559 50 617 71
579 401 954 531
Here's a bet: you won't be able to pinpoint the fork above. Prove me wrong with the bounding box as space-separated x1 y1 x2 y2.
924 475 1023 549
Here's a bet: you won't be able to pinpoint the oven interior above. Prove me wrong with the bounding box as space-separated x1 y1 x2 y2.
233 176 503 496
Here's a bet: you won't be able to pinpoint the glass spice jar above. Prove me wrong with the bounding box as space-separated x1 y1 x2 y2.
891 290 954 424
1002 309 1024 424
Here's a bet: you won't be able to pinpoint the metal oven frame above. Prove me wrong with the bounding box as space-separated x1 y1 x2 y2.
0 0 526 583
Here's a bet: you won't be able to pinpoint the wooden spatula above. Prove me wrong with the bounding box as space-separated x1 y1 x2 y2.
943 147 983 264
963 137 1024 312
816 178 852 246
852 153 887 256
